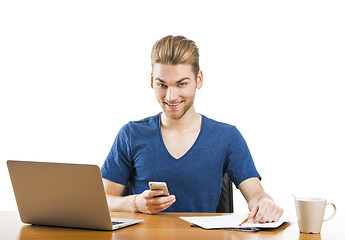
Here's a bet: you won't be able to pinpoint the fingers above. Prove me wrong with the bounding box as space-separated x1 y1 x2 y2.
252 204 268 223
266 205 284 222
137 190 176 214
149 197 175 212
250 199 284 223
273 207 284 222
144 189 165 198
248 205 258 220
145 195 176 214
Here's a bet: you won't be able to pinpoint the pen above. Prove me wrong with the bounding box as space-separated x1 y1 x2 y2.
239 218 248 226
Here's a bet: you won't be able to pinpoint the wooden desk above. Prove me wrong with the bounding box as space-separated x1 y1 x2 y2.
0 211 342 240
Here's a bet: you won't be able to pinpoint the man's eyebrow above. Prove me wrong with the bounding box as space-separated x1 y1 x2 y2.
155 77 190 83
176 77 190 83
154 78 165 83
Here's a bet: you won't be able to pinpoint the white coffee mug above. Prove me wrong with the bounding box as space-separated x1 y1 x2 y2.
295 197 336 234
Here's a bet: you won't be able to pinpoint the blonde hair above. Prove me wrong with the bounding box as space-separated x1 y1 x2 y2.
151 35 200 79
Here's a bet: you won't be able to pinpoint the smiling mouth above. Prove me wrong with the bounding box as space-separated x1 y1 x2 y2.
164 101 183 107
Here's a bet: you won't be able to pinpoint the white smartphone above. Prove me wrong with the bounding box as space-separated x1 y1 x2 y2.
148 181 170 196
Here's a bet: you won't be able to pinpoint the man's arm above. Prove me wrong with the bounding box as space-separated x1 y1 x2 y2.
102 178 176 214
238 177 283 223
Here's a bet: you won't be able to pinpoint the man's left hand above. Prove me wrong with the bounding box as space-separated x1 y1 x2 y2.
238 177 284 223
247 197 283 223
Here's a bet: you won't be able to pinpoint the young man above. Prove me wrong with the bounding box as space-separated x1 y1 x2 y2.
101 35 283 223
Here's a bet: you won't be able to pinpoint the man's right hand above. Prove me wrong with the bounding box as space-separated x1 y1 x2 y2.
134 190 176 214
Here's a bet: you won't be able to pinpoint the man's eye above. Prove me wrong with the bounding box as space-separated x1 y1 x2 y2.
158 84 167 88
178 83 186 87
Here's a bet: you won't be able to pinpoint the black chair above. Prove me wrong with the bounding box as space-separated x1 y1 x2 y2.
121 173 234 213
216 173 234 213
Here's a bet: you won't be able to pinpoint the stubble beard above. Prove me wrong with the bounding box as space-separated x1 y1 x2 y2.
162 99 194 120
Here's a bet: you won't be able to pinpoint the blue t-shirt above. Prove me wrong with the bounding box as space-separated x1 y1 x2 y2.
101 113 261 212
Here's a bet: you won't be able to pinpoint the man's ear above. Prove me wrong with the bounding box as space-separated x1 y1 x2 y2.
196 70 203 89
151 72 154 88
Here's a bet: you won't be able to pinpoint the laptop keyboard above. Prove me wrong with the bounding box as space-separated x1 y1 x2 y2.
112 221 124 225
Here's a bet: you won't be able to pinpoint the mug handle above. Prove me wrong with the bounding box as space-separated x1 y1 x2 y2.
323 203 336 222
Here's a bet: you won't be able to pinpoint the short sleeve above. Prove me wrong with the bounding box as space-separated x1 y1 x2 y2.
101 124 133 185
226 127 261 188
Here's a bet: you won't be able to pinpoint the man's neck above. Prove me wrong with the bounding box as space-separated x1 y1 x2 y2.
161 107 201 132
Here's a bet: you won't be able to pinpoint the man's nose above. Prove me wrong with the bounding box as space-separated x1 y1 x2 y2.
165 87 178 102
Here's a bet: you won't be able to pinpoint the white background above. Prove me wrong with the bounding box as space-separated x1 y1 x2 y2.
1 0 344 216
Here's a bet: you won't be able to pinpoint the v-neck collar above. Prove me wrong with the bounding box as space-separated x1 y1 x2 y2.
157 113 205 161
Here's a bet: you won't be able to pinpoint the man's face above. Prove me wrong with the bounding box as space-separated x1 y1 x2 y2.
151 63 203 120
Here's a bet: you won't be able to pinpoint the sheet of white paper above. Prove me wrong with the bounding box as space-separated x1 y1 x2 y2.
180 214 286 229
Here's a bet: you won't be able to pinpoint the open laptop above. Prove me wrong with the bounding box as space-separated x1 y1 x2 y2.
7 160 143 230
